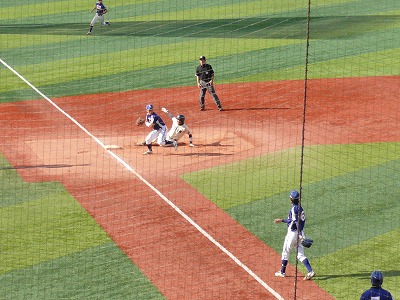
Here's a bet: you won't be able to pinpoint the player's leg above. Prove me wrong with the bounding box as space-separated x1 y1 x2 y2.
144 131 157 154
297 246 315 280
156 127 168 146
100 15 109 26
275 234 292 277
199 87 206 110
162 134 174 147
87 15 98 34
207 85 222 111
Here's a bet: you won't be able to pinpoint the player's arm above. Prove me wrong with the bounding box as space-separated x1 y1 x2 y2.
274 218 289 224
195 69 201 87
188 133 193 146
161 107 173 119
185 127 194 147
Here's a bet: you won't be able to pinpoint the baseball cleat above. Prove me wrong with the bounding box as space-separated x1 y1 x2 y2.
200 106 205 111
143 150 153 155
87 32 92 35
218 106 223 111
136 141 146 146
275 271 286 278
172 140 178 151
304 271 316 280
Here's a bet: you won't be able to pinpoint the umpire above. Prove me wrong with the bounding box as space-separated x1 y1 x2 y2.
195 56 223 111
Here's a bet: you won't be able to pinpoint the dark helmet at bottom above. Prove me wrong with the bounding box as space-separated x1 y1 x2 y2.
176 114 185 124
371 270 383 287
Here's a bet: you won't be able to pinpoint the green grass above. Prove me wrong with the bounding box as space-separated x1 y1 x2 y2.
182 143 400 299
1 2 400 102
313 229 400 299
0 155 163 299
0 242 164 299
181 143 400 210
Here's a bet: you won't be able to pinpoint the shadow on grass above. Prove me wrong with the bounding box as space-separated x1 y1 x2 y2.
316 270 400 281
1 16 399 39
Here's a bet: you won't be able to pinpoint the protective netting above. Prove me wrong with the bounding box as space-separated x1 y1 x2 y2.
0 1 399 299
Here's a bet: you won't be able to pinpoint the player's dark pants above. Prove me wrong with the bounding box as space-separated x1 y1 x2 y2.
199 80 222 109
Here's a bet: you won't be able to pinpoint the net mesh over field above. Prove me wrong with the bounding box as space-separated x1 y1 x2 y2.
0 1 399 299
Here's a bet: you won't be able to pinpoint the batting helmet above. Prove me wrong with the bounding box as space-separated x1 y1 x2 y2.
290 190 300 200
146 104 153 110
176 114 185 124
371 270 384 287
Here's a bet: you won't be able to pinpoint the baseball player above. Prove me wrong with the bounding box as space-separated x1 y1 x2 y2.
195 56 223 111
161 107 194 150
360 271 393 300
87 0 110 35
141 104 167 155
274 190 316 280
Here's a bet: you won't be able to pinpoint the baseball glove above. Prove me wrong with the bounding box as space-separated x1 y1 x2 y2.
136 117 145 126
301 238 314 248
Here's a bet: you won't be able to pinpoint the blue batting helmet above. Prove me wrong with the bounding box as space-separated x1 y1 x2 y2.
289 190 300 200
146 104 153 110
371 270 383 287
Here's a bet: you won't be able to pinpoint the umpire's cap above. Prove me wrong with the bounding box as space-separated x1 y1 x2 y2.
199 55 206 60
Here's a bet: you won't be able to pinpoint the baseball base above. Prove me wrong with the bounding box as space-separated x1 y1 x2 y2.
104 144 122 150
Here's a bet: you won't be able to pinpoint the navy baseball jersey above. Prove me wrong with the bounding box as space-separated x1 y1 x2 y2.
360 286 393 300
282 204 305 232
145 112 165 130
96 2 107 14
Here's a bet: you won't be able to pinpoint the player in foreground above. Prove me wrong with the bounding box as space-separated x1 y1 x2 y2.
274 190 316 280
87 0 110 35
139 104 167 155
360 270 393 300
161 107 194 150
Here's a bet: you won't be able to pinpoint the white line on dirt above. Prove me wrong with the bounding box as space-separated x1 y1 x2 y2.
0 58 284 300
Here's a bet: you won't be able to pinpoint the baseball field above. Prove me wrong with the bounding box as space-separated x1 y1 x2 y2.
1 0 399 299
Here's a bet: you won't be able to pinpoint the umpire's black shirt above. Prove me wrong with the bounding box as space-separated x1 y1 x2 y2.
196 64 215 82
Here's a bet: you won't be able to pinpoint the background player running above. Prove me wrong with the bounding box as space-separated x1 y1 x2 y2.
274 190 316 280
161 107 194 150
87 0 110 35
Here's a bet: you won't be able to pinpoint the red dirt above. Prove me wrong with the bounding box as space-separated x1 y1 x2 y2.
0 76 398 299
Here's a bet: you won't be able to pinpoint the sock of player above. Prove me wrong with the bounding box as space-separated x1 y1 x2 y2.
281 260 288 273
302 258 313 273
147 144 152 152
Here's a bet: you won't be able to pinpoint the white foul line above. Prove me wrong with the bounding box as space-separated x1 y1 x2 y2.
0 58 284 300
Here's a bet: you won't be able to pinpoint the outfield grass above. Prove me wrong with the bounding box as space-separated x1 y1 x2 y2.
0 155 163 299
183 143 400 298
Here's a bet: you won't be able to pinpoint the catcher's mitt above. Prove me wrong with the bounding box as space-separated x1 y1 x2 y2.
301 238 314 248
136 117 145 126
